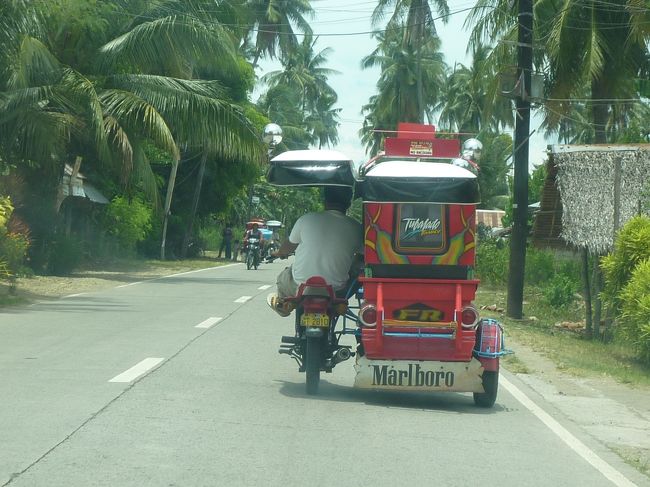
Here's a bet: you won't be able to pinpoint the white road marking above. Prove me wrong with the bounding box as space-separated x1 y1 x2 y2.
258 285 272 290
501 375 637 487
109 358 164 383
62 293 86 298
116 282 141 288
160 263 240 279
234 296 252 303
115 263 242 288
195 317 222 329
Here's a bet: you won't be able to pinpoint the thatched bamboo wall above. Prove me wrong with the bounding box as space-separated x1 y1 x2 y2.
552 145 650 253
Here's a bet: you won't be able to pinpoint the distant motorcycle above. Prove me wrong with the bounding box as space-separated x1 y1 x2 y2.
245 237 261 270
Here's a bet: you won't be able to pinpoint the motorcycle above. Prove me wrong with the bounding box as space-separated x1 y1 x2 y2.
278 277 354 395
245 237 261 270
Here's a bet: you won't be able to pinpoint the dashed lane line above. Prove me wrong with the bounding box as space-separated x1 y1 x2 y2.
234 296 252 303
108 358 165 383
195 317 223 329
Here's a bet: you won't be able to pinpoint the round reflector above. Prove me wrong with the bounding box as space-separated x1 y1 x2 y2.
461 306 479 328
359 304 377 327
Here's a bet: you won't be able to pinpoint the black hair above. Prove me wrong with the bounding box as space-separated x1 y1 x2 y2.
324 186 353 211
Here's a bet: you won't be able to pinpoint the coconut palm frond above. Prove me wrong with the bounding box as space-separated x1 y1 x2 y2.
99 15 237 77
0 85 54 124
100 89 179 161
131 141 161 211
107 74 227 100
11 110 75 163
7 36 61 90
54 68 111 165
104 115 134 178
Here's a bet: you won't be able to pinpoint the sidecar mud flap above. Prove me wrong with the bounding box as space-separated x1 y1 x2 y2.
354 356 485 393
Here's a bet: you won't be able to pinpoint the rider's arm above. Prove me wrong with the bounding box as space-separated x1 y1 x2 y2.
273 239 298 258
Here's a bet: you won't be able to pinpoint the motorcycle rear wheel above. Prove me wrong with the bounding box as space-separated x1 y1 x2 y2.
305 337 321 395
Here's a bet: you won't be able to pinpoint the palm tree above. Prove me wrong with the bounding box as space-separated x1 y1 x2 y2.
372 0 450 123
466 0 649 144
244 0 314 66
98 10 266 258
436 44 513 134
260 33 340 148
360 25 447 154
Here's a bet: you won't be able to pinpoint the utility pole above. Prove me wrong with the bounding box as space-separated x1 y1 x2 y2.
506 0 533 319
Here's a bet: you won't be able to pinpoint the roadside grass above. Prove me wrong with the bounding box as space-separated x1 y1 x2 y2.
476 285 650 388
0 252 234 305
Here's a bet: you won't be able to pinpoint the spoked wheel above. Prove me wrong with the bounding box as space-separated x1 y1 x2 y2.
246 251 253 270
305 337 321 395
253 252 259 270
473 370 498 408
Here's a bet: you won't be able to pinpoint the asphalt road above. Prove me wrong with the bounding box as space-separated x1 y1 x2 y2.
1 261 648 487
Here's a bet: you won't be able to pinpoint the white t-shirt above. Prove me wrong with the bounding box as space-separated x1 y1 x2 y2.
289 210 363 290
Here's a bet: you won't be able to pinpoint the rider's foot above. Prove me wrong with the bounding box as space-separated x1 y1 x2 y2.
267 293 291 317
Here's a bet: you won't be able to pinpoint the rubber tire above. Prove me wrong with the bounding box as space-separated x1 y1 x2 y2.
246 251 253 270
305 337 321 395
473 370 498 408
253 251 259 270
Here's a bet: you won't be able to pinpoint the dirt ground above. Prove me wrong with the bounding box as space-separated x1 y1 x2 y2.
3 260 650 480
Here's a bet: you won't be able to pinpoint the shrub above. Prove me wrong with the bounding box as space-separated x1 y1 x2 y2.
105 196 153 253
47 236 83 276
525 247 555 284
543 275 576 307
601 216 650 310
0 196 30 279
476 238 509 284
618 259 650 363
0 232 29 276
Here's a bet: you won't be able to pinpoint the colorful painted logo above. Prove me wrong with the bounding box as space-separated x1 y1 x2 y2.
392 303 444 322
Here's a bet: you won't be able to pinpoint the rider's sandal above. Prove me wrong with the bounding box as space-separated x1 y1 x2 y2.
267 293 291 317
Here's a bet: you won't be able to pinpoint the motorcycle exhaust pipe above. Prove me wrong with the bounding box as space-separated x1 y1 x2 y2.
333 347 352 364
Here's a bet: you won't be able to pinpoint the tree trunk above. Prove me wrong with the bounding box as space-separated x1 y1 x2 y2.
161 158 181 260
592 256 603 339
582 248 593 337
181 152 208 258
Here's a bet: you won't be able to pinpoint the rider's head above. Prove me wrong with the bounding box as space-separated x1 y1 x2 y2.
252 223 258 230
324 186 353 212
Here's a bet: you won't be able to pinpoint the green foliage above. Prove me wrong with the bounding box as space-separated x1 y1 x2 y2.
601 216 650 310
475 238 509 284
476 131 511 206
529 163 547 204
618 259 650 363
476 238 581 291
47 235 82 275
105 196 153 252
525 247 555 284
0 196 29 280
542 275 576 307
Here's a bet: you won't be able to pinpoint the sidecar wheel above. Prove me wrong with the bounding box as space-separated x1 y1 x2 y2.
305 337 321 395
473 370 498 408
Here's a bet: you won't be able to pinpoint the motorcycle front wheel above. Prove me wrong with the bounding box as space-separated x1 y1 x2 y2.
305 337 321 395
246 251 253 270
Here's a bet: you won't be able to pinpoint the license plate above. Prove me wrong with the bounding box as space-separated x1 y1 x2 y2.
301 313 330 327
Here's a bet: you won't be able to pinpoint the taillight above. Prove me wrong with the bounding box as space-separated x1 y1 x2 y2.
359 303 377 327
460 305 479 329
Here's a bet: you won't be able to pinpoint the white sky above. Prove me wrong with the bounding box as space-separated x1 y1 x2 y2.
255 0 549 169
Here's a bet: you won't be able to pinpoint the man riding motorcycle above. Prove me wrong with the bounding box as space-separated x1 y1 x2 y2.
267 186 363 316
